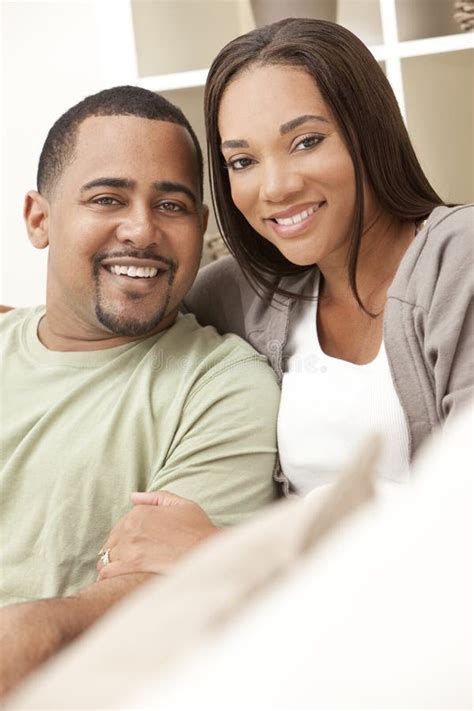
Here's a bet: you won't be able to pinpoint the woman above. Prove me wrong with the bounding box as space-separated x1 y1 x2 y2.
98 18 473 577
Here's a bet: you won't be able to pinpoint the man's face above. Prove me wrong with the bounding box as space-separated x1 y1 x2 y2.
40 115 206 341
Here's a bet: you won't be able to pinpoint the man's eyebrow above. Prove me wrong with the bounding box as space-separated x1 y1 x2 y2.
153 181 197 205
80 178 136 192
280 114 330 135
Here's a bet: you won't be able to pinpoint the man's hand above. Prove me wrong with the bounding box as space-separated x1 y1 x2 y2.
97 490 221 580
0 573 150 698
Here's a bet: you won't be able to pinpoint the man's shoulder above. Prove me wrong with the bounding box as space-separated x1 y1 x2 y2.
159 312 273 372
0 305 42 335
147 313 278 405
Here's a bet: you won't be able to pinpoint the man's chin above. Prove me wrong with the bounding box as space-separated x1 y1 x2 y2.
95 304 172 338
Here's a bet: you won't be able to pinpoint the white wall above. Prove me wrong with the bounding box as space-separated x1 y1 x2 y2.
1 0 106 306
1 0 220 306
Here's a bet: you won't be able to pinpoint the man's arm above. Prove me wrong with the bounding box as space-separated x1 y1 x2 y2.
146 354 280 527
0 573 150 697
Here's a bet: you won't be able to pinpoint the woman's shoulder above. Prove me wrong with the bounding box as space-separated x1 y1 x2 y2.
389 204 473 303
183 256 258 337
424 203 473 240
193 255 249 291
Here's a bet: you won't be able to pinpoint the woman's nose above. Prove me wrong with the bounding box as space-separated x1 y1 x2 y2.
259 162 305 203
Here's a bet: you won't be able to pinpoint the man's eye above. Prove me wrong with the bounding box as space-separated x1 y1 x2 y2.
93 196 121 205
225 157 254 172
158 201 185 213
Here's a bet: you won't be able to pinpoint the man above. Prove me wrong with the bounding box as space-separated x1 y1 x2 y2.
0 86 279 693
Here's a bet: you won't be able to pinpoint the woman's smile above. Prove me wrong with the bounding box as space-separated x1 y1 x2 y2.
265 201 326 238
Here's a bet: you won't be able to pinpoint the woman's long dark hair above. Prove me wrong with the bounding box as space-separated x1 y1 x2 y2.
204 18 444 306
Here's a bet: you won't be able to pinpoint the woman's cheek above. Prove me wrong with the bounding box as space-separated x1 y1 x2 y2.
233 181 257 221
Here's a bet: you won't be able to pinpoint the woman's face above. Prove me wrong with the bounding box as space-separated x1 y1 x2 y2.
218 64 378 268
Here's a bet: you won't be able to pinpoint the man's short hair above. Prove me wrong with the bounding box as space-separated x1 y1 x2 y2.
37 85 204 200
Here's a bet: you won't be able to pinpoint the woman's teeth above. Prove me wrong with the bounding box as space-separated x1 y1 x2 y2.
274 204 320 226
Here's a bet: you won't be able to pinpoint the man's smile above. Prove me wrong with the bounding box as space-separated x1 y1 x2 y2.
95 252 177 288
106 265 159 278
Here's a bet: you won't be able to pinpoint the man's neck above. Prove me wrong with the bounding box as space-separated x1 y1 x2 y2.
37 306 178 352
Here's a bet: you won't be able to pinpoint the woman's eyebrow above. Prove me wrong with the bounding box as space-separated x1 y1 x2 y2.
280 114 330 135
221 114 330 149
221 139 249 150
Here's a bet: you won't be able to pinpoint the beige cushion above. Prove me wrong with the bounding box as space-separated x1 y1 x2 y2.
9 408 472 709
7 439 380 709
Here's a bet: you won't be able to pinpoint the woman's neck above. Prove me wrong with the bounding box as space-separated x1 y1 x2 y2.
318 212 416 310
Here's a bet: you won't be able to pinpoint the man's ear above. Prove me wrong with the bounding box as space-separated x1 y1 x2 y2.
24 191 50 249
200 204 209 234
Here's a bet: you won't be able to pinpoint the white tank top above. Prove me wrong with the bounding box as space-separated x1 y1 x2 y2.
278 271 410 495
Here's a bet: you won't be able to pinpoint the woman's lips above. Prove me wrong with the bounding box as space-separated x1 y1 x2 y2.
266 201 326 238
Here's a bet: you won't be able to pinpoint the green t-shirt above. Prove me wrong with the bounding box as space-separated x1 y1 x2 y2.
0 308 280 605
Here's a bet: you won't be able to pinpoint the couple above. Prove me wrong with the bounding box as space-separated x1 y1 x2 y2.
1 18 472 695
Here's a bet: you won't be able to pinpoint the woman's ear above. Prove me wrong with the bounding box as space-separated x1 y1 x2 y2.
24 191 50 249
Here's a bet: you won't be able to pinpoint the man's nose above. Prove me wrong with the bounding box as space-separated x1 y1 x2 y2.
259 161 304 203
115 206 161 249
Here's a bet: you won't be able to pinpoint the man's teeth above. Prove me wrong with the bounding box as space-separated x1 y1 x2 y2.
107 265 159 278
274 204 320 226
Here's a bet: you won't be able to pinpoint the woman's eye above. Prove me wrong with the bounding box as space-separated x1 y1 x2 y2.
294 134 323 151
226 157 254 171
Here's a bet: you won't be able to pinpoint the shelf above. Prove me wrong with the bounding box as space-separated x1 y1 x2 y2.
403 49 474 204
131 0 254 78
392 32 473 59
136 33 472 92
337 0 384 46
139 69 209 92
396 0 463 42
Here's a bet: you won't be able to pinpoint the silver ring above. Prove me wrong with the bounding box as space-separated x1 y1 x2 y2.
97 548 111 567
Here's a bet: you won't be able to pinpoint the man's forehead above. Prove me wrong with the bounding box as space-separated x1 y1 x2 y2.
62 115 200 190
76 114 195 153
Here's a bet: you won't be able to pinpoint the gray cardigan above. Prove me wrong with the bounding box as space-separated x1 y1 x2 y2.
184 205 473 481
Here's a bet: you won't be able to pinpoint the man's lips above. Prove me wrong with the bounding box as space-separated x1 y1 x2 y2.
101 258 167 280
265 201 326 238
100 256 169 270
96 254 176 283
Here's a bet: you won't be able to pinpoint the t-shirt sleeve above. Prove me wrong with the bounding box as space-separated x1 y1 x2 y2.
147 355 280 526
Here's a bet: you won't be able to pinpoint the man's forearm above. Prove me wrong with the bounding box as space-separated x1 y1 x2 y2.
0 573 151 697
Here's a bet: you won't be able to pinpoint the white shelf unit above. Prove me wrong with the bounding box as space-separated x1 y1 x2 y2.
94 0 474 223
137 31 473 103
